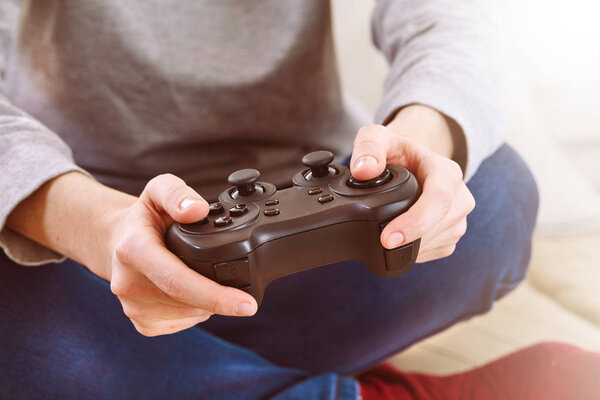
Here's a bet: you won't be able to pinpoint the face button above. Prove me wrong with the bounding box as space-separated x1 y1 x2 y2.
265 199 279 206
264 208 280 216
209 202 224 215
214 215 233 227
318 194 334 204
179 217 209 234
347 169 393 189
308 188 322 195
229 204 248 217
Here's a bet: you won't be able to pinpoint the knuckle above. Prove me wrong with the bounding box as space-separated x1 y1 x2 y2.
114 236 138 265
441 245 456 258
164 182 185 206
110 278 130 297
455 221 468 239
447 159 464 179
122 303 143 320
355 125 385 146
134 323 159 337
160 274 181 298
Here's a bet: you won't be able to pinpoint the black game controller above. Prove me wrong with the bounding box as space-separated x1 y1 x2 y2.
166 151 421 305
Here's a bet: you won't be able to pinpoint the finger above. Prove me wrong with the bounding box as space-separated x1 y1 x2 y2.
141 173 209 224
113 231 258 317
416 244 457 263
381 157 458 248
419 218 468 252
120 297 212 323
131 316 211 337
350 125 391 180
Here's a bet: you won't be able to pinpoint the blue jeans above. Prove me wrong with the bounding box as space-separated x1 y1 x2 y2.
0 144 538 400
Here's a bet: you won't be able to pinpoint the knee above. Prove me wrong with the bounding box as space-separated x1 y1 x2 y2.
465 144 539 299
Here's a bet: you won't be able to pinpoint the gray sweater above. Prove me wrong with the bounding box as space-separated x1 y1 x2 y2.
0 0 504 265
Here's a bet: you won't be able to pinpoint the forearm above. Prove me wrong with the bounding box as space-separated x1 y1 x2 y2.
5 172 136 278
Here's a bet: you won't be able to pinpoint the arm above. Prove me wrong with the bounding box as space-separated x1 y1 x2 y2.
1 4 255 335
372 0 504 179
351 0 504 261
6 172 258 336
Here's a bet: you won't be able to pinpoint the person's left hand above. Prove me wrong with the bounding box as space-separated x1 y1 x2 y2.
350 105 475 263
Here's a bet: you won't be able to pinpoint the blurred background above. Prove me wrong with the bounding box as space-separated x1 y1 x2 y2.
331 0 600 373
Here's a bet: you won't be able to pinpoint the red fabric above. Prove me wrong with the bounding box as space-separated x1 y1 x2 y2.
358 342 600 400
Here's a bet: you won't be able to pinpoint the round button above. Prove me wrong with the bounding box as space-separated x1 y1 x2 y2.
209 202 224 215
228 169 261 197
347 169 392 189
229 204 248 216
179 217 209 234
302 151 336 180
214 216 233 227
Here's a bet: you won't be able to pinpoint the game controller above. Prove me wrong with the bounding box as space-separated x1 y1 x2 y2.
165 150 421 305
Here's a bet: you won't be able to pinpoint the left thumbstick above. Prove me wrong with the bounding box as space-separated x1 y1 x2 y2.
228 169 261 197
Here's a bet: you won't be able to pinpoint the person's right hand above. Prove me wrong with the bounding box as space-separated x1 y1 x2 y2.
106 174 258 336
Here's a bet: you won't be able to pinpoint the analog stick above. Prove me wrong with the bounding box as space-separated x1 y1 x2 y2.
228 168 262 197
302 150 336 180
347 169 393 188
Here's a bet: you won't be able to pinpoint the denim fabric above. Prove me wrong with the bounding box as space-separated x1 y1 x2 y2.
0 144 538 399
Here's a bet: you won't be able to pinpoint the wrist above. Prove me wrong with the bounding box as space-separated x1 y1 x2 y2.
385 104 467 171
6 172 136 279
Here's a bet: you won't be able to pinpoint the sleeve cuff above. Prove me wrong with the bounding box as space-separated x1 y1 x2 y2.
375 69 506 182
0 137 90 266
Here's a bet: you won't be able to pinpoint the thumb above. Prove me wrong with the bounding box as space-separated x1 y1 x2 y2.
141 173 210 224
350 125 390 180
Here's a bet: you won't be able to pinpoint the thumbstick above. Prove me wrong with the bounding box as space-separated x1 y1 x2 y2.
302 151 335 179
228 169 261 197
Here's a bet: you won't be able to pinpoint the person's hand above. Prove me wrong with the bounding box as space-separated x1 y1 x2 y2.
107 174 258 336
350 106 475 263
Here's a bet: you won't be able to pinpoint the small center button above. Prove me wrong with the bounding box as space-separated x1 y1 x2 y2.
214 215 233 227
318 194 334 204
308 188 322 195
229 204 248 217
264 208 280 216
209 202 224 215
265 199 279 206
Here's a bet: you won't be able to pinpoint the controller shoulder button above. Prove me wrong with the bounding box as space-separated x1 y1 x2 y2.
213 258 250 288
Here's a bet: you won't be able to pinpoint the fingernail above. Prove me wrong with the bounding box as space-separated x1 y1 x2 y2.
354 156 378 170
387 232 405 248
236 302 257 316
179 198 199 210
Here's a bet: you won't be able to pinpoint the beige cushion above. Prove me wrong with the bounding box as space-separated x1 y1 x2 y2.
389 282 600 374
528 235 600 327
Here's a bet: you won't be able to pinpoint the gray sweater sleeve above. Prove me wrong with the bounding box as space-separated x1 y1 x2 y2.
0 1 88 266
372 0 505 180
